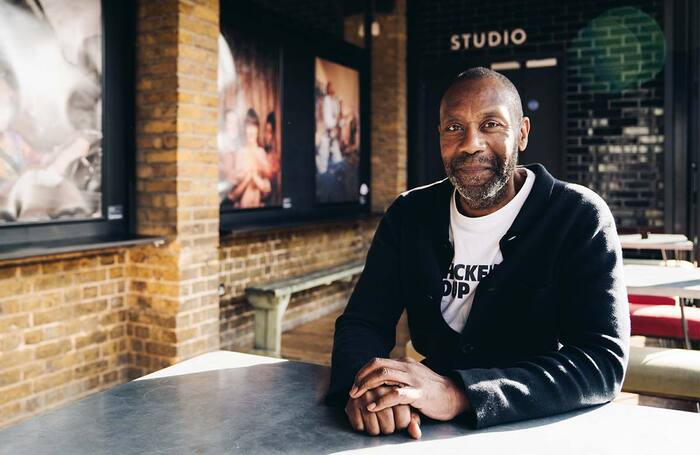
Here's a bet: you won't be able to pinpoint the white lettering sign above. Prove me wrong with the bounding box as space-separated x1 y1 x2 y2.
450 28 527 51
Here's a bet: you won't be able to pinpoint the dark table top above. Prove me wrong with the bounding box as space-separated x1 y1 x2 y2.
1 351 698 454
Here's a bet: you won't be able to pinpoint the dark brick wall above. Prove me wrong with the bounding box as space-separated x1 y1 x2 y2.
409 0 666 230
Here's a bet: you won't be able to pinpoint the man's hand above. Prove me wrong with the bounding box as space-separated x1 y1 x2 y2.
349 357 470 421
345 385 422 439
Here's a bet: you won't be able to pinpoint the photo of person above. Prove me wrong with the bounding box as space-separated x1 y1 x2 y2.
218 29 282 210
0 0 103 224
314 58 361 204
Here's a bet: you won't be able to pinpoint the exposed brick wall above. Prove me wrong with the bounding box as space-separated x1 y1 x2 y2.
218 218 378 351
130 0 221 378
370 0 408 212
0 0 409 430
0 250 128 428
409 0 666 230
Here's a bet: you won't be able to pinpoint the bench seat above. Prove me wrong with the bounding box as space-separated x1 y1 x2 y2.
245 260 364 357
630 303 700 341
628 294 677 306
623 346 700 401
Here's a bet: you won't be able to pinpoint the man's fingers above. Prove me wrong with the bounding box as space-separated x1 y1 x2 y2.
350 358 408 396
393 404 411 430
350 366 411 398
345 400 364 432
361 408 381 436
407 411 422 440
367 387 420 412
375 408 396 435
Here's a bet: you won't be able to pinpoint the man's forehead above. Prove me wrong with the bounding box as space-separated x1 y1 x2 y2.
440 79 513 117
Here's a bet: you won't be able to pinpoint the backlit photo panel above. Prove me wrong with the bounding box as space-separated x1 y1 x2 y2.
314 58 361 204
218 29 282 210
0 0 103 224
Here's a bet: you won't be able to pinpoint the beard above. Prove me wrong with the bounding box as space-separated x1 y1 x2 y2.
446 146 518 211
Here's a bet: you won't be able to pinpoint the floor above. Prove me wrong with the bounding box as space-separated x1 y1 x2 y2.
280 308 699 413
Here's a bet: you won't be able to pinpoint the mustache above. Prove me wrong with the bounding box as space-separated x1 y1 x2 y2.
447 154 500 171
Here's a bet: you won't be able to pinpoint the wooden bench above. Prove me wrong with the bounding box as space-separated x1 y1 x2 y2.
245 260 364 357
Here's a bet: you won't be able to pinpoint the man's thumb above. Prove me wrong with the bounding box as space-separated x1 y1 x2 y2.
408 411 422 440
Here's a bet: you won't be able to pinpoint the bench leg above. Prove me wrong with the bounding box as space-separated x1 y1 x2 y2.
251 294 291 358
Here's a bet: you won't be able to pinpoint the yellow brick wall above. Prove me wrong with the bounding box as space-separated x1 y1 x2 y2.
370 0 408 212
0 251 129 428
0 0 408 430
219 218 379 351
129 0 221 378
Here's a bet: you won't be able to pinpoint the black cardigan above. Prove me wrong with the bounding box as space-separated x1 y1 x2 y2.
326 163 630 429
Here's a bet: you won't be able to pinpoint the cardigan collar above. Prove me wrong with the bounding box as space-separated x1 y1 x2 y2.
431 163 557 248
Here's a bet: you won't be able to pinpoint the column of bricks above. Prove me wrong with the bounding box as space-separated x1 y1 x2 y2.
370 0 408 212
129 0 220 378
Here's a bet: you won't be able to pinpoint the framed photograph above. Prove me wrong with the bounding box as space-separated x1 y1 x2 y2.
218 1 370 232
218 28 282 211
314 58 361 204
0 0 103 225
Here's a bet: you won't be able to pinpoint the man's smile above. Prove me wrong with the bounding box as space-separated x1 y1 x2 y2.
458 165 493 173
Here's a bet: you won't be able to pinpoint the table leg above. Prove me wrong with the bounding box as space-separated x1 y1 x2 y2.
679 298 692 350
661 249 668 265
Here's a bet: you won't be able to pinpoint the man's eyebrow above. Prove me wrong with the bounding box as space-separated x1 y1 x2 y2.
440 109 510 123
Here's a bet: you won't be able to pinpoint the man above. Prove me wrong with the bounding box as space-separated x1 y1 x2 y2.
262 111 280 205
326 67 630 439
319 81 342 172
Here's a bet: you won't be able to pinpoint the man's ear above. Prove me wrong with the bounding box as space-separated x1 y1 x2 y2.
518 116 531 152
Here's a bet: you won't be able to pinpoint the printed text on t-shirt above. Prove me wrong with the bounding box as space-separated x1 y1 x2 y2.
442 263 498 298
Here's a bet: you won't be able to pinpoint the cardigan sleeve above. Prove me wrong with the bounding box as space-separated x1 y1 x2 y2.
325 197 406 407
450 193 630 428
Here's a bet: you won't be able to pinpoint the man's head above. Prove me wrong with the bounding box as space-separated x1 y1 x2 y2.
439 67 530 212
264 111 276 147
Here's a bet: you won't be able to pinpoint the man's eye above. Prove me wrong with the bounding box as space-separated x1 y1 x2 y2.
445 124 463 132
483 121 501 128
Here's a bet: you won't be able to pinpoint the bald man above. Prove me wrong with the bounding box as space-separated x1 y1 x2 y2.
326 67 630 438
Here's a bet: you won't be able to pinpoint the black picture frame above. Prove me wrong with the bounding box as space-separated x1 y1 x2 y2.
218 22 285 213
219 0 371 233
0 0 136 247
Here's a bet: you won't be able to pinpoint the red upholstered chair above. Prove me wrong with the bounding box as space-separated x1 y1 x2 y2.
628 294 677 306
629 303 700 341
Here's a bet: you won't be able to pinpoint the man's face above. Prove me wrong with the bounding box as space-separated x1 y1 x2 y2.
263 122 274 146
439 77 528 210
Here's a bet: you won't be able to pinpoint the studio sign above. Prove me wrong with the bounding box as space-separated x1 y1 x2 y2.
450 28 527 51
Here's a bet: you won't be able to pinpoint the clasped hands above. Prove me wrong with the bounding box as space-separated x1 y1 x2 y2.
344 357 470 439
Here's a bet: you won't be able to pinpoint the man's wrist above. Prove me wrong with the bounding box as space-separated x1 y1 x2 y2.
445 377 471 419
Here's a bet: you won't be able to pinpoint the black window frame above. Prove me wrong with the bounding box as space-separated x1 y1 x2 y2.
0 0 136 248
219 1 372 233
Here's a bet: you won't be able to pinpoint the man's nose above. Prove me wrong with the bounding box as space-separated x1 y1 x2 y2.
459 126 485 154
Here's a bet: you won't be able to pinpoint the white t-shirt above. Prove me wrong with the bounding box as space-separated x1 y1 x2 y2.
440 168 536 332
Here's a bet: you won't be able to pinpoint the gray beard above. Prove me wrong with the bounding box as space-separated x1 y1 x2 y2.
447 149 518 211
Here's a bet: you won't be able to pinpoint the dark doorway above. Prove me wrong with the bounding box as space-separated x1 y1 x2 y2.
410 56 564 187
